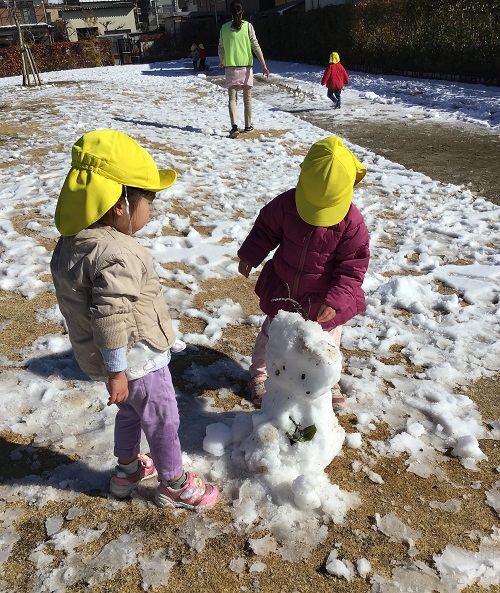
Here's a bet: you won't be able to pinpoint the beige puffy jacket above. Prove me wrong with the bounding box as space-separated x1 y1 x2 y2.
50 225 176 379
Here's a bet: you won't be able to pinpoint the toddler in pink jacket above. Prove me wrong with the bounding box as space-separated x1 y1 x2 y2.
238 136 370 411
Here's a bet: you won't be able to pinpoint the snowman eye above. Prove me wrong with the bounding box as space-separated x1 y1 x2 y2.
301 373 306 380
275 369 280 376
283 365 286 370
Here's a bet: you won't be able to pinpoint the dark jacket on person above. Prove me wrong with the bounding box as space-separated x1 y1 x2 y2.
237 188 370 329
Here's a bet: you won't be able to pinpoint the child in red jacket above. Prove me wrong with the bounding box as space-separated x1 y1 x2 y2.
321 51 349 109
238 136 370 411
198 43 207 70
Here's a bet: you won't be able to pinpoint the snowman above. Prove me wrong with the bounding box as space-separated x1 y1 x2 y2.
234 310 346 510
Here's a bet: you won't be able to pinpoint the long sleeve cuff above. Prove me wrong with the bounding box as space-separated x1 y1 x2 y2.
100 346 127 372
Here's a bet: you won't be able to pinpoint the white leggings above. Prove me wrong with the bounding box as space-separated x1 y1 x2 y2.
228 85 252 128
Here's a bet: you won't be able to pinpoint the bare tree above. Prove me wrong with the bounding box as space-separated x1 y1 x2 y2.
8 0 42 86
99 19 125 33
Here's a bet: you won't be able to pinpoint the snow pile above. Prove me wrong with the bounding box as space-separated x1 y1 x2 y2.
204 311 360 559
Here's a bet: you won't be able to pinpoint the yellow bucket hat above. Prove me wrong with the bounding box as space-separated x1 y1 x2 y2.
296 136 366 227
329 52 340 64
55 130 177 236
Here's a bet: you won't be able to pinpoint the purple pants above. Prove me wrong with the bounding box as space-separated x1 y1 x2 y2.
113 365 183 482
249 315 343 381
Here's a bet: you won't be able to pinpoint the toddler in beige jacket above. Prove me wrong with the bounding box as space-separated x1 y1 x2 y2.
51 129 219 510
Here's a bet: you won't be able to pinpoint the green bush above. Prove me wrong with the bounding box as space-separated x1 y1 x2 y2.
0 39 114 78
254 0 500 84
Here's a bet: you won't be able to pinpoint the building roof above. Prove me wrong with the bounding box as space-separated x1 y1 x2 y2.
58 1 135 9
252 0 304 18
0 22 51 29
162 10 226 20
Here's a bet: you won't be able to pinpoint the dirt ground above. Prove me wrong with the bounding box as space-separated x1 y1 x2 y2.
1 79 499 593
329 120 499 207
249 76 500 206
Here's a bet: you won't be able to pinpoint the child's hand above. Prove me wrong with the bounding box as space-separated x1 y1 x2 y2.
317 304 336 323
107 370 128 406
238 259 253 278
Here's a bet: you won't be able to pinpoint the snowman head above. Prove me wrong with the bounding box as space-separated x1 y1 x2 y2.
265 311 342 401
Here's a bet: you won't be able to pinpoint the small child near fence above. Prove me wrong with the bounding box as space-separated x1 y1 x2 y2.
321 52 349 109
198 43 207 70
189 43 199 69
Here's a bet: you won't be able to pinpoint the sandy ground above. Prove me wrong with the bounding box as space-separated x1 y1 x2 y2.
0 75 499 593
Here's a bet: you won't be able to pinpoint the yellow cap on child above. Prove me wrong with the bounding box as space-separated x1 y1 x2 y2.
329 52 340 63
55 130 177 236
295 136 366 227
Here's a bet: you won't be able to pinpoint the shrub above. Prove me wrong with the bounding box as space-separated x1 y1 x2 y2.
254 0 500 84
0 39 114 78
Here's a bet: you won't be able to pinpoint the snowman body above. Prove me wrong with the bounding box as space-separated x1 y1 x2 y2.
239 311 345 508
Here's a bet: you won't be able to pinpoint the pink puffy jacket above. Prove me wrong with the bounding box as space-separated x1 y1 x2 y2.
237 188 370 329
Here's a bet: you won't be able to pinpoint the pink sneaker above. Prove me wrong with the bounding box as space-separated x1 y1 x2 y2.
155 472 219 510
110 453 158 499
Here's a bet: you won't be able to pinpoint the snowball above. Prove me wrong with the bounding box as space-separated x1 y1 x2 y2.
249 561 267 573
345 433 362 448
325 550 353 580
451 435 487 462
357 557 372 578
291 475 321 510
203 422 233 456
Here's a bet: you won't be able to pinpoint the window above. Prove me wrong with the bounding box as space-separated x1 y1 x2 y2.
76 26 98 39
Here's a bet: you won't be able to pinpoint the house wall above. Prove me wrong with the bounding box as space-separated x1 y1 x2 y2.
58 4 137 41
0 5 52 43
0 4 46 26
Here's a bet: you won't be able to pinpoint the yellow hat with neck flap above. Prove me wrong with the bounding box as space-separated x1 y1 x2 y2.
295 136 366 227
55 129 177 236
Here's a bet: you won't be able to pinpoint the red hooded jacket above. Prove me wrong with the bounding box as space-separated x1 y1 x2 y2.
237 188 370 329
321 63 349 90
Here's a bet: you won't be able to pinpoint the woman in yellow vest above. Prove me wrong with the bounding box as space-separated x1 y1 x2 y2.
218 1 270 138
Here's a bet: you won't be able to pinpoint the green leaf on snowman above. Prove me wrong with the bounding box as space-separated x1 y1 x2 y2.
286 417 317 445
